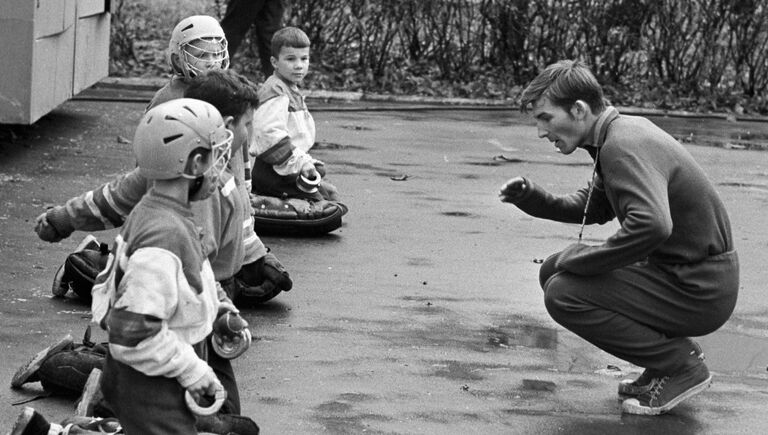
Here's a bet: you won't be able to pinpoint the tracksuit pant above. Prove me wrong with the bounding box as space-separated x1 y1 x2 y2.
539 249 739 374
102 339 241 434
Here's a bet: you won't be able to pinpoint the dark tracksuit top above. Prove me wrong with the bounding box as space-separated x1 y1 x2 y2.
513 107 737 286
508 107 739 373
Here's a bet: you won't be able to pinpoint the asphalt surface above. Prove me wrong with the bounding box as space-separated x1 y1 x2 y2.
1 83 767 434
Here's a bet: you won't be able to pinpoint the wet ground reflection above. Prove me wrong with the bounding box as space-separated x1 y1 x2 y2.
648 115 768 151
487 322 558 350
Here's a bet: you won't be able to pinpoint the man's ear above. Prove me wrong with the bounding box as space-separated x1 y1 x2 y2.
571 100 590 120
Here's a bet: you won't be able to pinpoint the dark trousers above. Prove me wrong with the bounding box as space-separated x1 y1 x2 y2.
103 354 197 435
220 0 285 75
102 339 241 434
539 250 739 374
207 337 241 415
252 158 323 201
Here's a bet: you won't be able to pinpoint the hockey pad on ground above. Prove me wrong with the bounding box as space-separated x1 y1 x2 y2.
250 194 347 236
38 346 106 396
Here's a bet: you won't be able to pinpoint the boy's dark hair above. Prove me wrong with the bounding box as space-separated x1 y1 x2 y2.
271 27 310 58
184 69 259 121
520 60 606 115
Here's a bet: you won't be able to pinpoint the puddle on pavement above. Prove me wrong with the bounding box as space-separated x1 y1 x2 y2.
487 322 558 350
440 211 479 218
313 141 367 151
463 159 590 167
648 115 768 151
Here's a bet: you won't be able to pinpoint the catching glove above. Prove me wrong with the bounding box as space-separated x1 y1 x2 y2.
232 252 292 305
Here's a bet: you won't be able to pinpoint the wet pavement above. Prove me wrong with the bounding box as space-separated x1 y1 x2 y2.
1 84 767 434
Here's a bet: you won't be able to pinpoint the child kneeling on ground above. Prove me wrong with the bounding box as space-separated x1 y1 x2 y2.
250 26 347 235
91 98 255 434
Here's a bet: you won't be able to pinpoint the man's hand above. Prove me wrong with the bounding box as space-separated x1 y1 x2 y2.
499 177 527 203
34 212 64 242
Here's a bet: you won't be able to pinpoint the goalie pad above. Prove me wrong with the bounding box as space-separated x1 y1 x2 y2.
12 328 107 396
52 235 110 302
251 194 348 236
38 346 106 396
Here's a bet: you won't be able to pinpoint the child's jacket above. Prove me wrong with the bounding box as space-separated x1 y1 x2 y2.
250 74 317 176
92 191 219 388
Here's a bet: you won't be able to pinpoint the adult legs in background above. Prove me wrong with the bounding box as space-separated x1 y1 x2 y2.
220 0 285 76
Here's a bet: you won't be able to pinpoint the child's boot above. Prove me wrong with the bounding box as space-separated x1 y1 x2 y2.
196 413 260 435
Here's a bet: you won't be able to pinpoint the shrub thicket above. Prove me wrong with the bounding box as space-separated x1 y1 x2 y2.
109 0 768 114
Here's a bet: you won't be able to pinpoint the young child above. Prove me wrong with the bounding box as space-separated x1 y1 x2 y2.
250 27 347 223
148 15 230 109
91 98 241 433
146 14 264 201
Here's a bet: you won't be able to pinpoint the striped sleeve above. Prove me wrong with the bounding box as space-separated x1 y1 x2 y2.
46 168 149 236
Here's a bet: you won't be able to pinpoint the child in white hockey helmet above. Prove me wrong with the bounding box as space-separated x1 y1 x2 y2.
91 98 257 434
148 15 230 109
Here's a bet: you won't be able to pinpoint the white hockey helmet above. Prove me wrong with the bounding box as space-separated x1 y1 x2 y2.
133 98 233 181
169 15 230 79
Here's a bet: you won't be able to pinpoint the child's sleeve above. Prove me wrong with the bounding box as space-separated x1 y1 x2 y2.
44 168 150 239
250 95 315 177
106 247 211 388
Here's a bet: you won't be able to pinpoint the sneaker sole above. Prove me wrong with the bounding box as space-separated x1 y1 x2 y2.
11 335 74 388
75 234 99 252
51 263 69 297
621 374 713 415
76 368 103 417
9 406 35 435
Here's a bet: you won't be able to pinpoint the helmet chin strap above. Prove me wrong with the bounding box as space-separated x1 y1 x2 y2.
188 175 205 201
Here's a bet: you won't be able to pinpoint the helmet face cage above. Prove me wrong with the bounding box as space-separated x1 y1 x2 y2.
180 37 230 79
202 128 233 181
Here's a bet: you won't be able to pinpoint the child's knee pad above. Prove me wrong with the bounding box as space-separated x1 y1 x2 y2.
52 235 110 302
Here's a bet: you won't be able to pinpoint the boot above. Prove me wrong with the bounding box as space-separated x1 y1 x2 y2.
196 413 260 435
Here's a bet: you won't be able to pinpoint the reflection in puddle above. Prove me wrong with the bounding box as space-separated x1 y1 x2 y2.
487 323 558 350
440 211 479 218
648 116 768 151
